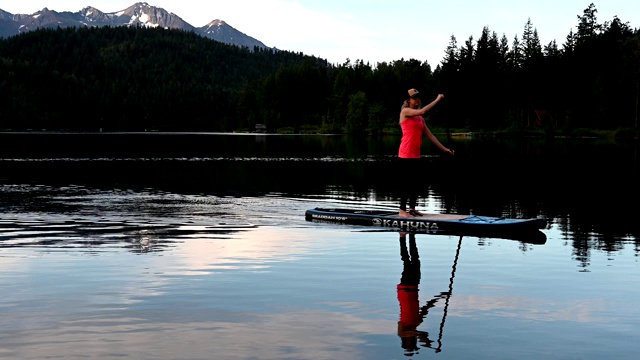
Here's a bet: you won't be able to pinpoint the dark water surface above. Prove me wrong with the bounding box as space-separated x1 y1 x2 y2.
1 133 639 359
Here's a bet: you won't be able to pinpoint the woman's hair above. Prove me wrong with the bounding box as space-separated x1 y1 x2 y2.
399 98 422 124
400 98 421 110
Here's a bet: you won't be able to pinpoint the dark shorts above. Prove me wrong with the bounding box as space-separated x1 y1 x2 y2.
396 157 430 178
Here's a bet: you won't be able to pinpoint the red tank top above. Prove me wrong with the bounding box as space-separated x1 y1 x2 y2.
399 116 424 158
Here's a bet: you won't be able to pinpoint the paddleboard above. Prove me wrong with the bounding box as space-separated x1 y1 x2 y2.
305 207 547 240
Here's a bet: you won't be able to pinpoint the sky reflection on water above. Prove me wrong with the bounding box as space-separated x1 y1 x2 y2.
1 185 638 359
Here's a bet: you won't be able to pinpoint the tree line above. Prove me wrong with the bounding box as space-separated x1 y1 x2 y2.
438 3 639 136
0 3 638 136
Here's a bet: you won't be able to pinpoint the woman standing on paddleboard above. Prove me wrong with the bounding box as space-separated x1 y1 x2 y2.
398 88 454 217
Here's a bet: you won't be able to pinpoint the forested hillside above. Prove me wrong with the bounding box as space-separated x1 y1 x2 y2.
1 4 638 136
0 25 327 132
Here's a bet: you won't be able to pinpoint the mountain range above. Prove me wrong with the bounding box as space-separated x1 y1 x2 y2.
0 2 269 50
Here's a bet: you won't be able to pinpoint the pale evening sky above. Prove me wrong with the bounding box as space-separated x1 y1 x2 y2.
4 1 639 67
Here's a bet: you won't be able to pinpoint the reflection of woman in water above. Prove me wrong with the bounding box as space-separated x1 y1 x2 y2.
396 233 463 355
397 232 436 354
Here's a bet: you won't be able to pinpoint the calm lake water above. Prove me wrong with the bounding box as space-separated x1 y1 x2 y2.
0 133 639 360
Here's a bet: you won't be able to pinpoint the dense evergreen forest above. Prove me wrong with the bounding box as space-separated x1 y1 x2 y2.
0 3 638 136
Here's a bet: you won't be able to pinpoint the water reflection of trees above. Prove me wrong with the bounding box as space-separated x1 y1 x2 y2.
318 141 639 266
1 134 638 259
0 217 254 253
